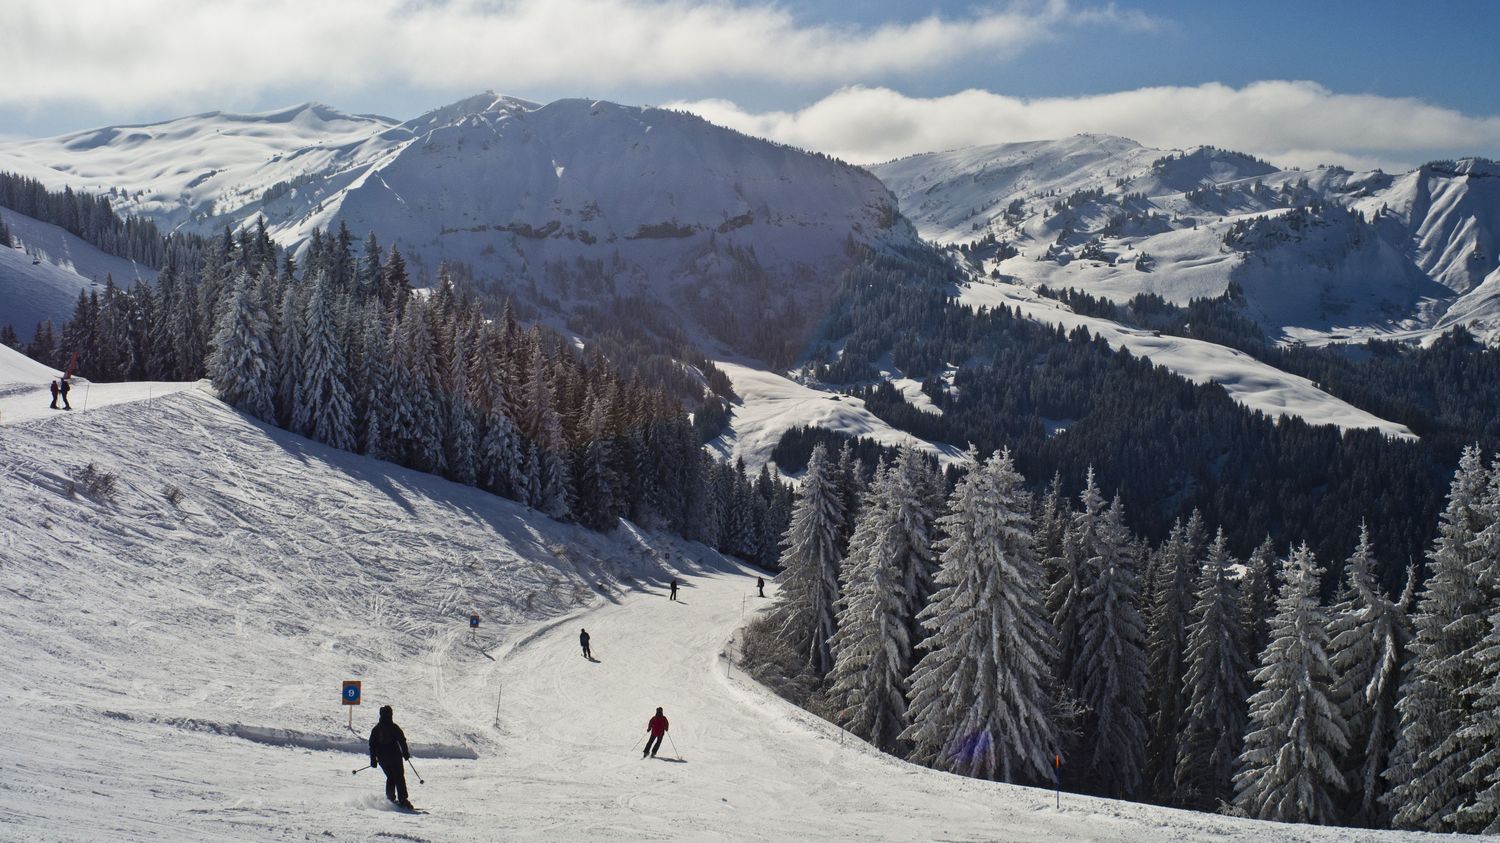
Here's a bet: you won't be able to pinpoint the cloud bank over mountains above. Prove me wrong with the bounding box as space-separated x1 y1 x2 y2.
674 81 1500 171
3 0 1497 171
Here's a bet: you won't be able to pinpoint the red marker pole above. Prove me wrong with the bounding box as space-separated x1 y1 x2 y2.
1054 754 1061 809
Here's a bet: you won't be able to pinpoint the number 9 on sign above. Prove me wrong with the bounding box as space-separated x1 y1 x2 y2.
342 680 361 705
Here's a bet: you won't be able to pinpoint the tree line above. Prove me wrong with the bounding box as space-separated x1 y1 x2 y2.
4 218 795 569
754 439 1500 831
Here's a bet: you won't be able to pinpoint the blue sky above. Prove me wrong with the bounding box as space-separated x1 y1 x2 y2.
3 0 1497 168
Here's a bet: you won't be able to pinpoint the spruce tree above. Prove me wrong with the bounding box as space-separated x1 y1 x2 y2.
1175 529 1250 811
1073 494 1149 798
206 270 275 421
1234 543 1348 825
1327 524 1409 827
1387 446 1494 831
1240 536 1277 666
772 444 844 676
1455 610 1500 833
828 463 911 752
902 449 1058 783
1049 467 1105 701
292 271 355 451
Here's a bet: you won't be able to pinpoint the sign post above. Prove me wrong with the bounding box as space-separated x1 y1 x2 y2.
342 680 361 732
469 610 480 642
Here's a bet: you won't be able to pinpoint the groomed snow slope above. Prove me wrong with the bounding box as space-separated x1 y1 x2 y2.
957 280 1417 440
1 376 1447 840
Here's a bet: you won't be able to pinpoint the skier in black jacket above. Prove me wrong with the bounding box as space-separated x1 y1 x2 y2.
369 705 413 808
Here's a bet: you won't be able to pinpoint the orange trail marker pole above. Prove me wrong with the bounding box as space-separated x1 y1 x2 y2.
1054 754 1061 809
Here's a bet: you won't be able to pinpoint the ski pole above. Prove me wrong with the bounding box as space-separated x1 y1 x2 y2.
667 733 682 760
406 757 425 785
352 764 371 776
630 733 646 752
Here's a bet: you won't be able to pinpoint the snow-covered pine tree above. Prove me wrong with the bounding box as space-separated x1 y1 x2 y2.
1174 529 1249 811
1452 464 1500 833
773 443 844 677
1387 446 1494 831
902 448 1058 783
273 283 304 427
834 442 865 553
1455 609 1500 833
467 330 524 497
1049 467 1105 699
890 447 938 645
207 270 276 421
1234 542 1348 825
828 461 911 752
356 303 391 459
1327 523 1409 827
389 302 445 473
1240 536 1277 667
1073 494 1149 798
572 394 620 531
1145 515 1200 799
442 324 479 487
292 271 355 451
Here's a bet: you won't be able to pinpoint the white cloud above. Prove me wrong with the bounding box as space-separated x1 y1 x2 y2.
672 82 1500 169
0 0 1145 111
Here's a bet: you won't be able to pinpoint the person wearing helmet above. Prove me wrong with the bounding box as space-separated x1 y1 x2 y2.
643 707 669 758
368 705 412 808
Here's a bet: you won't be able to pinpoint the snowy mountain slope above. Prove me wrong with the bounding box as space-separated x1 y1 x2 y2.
0 94 914 360
709 359 967 474
874 138 1500 344
0 375 1447 840
0 208 157 339
0 103 400 232
957 278 1416 439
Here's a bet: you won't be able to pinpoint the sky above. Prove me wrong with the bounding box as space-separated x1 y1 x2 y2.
3 0 1498 170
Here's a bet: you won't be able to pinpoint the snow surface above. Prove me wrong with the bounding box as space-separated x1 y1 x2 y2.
709 359 966 474
874 138 1500 344
0 208 157 339
0 343 193 426
956 280 1416 440
0 372 1457 840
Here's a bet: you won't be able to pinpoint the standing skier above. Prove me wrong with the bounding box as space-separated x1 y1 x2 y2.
48 380 59 409
58 377 72 410
368 705 413 809
580 628 592 659
643 707 669 758
757 576 765 598
669 579 679 601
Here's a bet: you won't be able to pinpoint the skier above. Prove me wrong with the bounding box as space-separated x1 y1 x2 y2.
669 578 679 601
757 576 765 598
579 628 592 659
368 704 413 809
48 380 59 410
643 707 669 758
58 377 72 410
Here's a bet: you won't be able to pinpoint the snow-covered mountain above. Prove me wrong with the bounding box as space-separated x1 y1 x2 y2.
874 137 1500 344
0 94 912 358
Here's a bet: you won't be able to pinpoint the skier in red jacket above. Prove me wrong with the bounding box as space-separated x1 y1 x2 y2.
643 707 669 758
